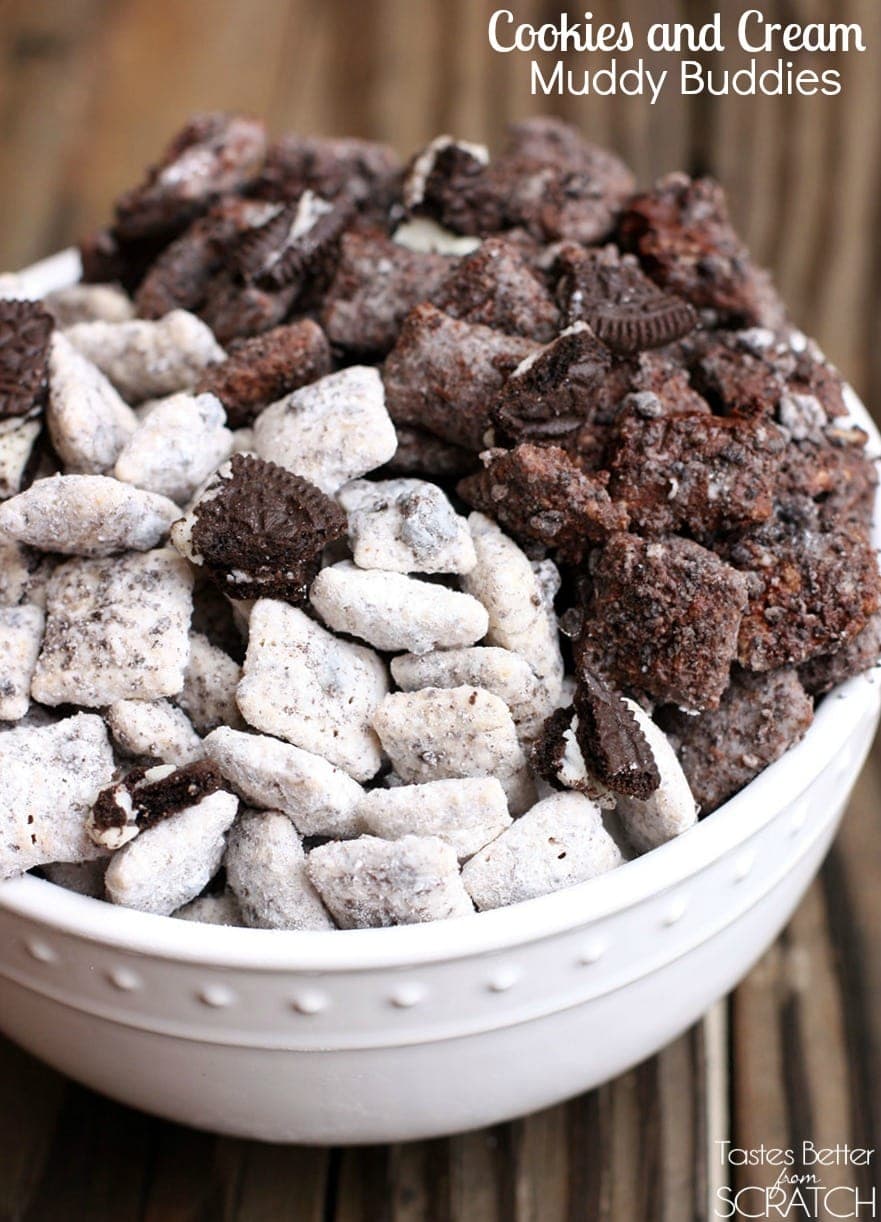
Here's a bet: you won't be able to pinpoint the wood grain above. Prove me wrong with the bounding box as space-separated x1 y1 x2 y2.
0 1 880 1219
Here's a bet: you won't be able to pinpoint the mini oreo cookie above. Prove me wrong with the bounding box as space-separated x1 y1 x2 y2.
231 191 353 291
174 452 346 602
573 669 660 801
558 246 697 356
0 300 54 419
89 759 224 850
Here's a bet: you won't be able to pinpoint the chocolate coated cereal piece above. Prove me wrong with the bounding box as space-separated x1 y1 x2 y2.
104 788 239 916
382 425 477 480
203 725 364 837
113 113 267 243
113 392 232 503
777 431 877 532
45 284 134 328
310 561 489 654
194 320 332 428
391 646 546 738
89 760 223 850
0 603 44 721
0 299 53 420
382 304 537 451
340 478 476 575
224 809 334 930
253 365 397 494
321 230 453 356
307 834 474 929
106 699 203 767
0 475 180 556
724 517 881 672
579 534 749 711
799 612 881 696
373 686 536 814
172 453 346 603
64 310 226 403
619 173 786 328
431 237 560 342
461 791 623 911
459 444 627 562
198 271 299 345
573 669 660 801
46 333 138 474
657 668 814 814
607 411 785 537
0 713 115 878
491 323 611 445
255 133 401 212
31 548 193 707
358 777 511 862
237 599 387 782
462 513 564 708
178 632 243 735
612 699 697 852
0 412 41 500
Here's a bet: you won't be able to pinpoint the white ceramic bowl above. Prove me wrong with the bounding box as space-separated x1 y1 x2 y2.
0 252 878 1144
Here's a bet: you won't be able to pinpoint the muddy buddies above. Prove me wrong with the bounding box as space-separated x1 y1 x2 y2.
0 113 878 929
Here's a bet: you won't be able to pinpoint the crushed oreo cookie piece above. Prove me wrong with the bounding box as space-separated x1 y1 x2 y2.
573 669 660 800
231 191 352 291
491 323 612 445
89 759 225 850
557 245 697 354
173 452 346 602
0 299 53 420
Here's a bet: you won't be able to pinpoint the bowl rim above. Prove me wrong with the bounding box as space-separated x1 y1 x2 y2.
0 249 878 973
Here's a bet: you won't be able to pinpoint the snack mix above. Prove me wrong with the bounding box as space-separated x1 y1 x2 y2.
0 113 878 928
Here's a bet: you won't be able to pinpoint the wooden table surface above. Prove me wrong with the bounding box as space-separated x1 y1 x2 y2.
1 2 880 1218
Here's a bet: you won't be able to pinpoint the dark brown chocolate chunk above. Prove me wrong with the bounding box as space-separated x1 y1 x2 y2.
573 669 660 800
619 173 786 328
92 761 225 839
321 230 453 356
0 299 54 420
189 453 346 602
798 611 881 696
657 668 814 813
194 320 332 428
230 193 353 291
721 515 881 672
578 533 749 711
114 113 267 243
458 444 627 562
607 411 785 537
431 237 560 342
382 304 537 451
557 245 697 354
491 325 612 444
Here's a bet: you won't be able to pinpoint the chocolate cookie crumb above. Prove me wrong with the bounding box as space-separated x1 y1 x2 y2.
91 759 225 848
